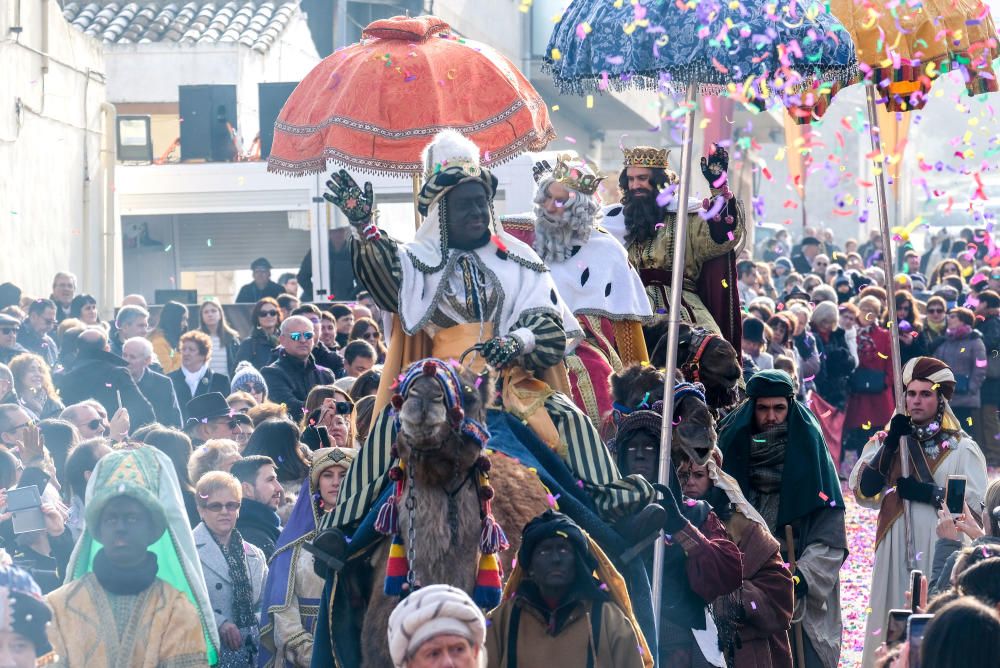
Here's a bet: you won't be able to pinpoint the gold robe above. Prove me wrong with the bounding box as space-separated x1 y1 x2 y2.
627 206 744 334
46 573 208 668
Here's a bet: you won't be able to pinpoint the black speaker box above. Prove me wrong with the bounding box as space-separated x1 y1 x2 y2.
258 82 298 159
179 84 238 162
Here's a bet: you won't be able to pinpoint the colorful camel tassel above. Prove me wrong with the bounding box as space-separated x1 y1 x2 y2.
472 552 503 609
376 473 404 535
384 534 409 596
480 508 509 554
374 493 399 535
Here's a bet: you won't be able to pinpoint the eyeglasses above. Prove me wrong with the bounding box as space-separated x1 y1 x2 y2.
362 332 379 341
289 331 314 341
6 419 36 433
0 328 17 335
927 308 944 314
86 418 108 431
209 417 244 430
259 310 279 318
201 501 241 513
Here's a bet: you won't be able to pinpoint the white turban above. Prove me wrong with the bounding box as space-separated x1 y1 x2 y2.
387 585 486 667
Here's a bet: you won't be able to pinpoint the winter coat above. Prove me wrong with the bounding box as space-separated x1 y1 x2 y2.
976 312 1000 404
235 281 285 304
137 369 183 428
148 330 182 374
713 510 794 668
260 351 335 421
845 326 895 431
933 329 988 408
486 581 645 668
168 368 232 421
0 342 28 366
193 523 268 667
16 325 58 367
811 327 856 411
235 498 282 561
56 349 156 432
235 328 279 371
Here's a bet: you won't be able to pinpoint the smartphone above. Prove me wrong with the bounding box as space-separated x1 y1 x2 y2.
886 609 910 649
6 486 45 534
946 475 967 516
907 614 933 668
910 570 924 612
18 467 50 495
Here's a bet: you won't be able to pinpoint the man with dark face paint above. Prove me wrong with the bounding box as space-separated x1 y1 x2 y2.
611 405 744 666
718 370 847 668
485 510 648 668
45 446 218 665
601 145 746 350
319 129 655 533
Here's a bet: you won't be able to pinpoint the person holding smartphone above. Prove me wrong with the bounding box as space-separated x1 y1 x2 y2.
849 357 989 667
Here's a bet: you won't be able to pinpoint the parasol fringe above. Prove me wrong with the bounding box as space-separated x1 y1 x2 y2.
267 127 557 179
541 58 861 103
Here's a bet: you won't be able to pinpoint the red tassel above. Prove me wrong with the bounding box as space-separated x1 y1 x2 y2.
374 495 398 535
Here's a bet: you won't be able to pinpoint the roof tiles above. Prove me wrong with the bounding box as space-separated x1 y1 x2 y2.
62 1 299 53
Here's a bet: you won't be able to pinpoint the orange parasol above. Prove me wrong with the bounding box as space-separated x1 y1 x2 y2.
267 15 555 176
828 0 999 111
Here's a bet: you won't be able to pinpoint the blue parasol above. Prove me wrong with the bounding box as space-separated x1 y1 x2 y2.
544 0 858 118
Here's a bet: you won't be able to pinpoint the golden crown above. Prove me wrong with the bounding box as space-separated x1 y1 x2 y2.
551 154 604 196
622 146 671 169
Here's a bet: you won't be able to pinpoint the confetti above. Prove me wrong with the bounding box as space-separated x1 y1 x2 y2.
721 279 729 288
818 492 829 502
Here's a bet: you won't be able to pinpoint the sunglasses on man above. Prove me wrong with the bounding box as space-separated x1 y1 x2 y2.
86 418 109 432
289 331 314 341
0 327 18 335
206 417 245 430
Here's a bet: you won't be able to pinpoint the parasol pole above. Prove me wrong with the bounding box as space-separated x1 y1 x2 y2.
652 81 698 632
412 172 423 230
865 83 915 570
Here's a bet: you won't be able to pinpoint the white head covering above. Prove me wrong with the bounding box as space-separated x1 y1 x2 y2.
398 130 583 346
387 584 487 668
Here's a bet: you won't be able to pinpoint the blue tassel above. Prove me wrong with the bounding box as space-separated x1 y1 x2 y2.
479 514 509 554
374 495 398 536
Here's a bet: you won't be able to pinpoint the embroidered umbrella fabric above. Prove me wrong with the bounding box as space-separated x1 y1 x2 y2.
828 0 999 112
267 15 555 176
544 0 859 122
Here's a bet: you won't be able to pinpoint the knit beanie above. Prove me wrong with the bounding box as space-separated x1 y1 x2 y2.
230 361 268 397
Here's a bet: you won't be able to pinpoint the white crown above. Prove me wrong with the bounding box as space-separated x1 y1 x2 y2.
422 129 482 180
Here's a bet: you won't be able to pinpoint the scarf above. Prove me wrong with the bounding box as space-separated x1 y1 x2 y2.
93 549 158 596
946 324 973 339
214 529 256 630
748 424 787 532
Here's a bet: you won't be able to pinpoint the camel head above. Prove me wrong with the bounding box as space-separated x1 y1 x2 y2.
610 364 666 413
392 359 493 488
646 321 741 411
672 383 716 466
611 365 717 477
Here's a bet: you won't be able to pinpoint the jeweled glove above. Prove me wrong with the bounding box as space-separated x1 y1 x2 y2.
532 160 553 183
700 144 729 188
324 169 375 224
480 336 523 369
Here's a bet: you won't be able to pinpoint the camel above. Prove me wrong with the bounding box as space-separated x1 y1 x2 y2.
359 360 550 667
611 364 717 466
644 319 742 413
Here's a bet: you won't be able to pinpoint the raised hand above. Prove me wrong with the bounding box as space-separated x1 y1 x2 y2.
532 160 553 183
700 144 729 187
323 169 375 223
